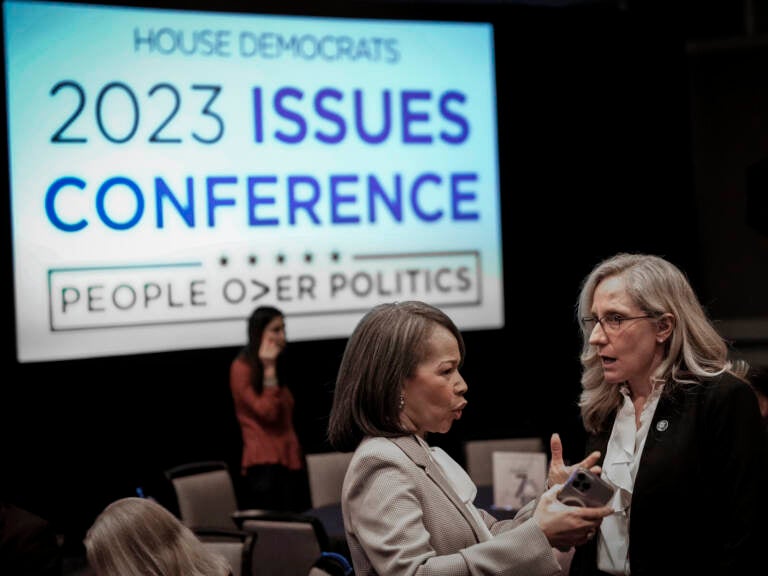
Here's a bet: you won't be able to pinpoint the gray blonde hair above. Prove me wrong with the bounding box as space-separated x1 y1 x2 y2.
577 253 741 434
84 497 232 576
327 300 465 451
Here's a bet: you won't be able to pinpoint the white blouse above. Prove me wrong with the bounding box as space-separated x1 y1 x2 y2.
415 436 494 541
597 383 664 575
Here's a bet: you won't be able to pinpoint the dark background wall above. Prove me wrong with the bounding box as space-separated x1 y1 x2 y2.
2 0 767 556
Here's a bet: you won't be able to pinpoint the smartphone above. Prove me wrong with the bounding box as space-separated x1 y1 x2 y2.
557 467 615 507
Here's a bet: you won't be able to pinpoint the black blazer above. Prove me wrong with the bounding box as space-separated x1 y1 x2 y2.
570 372 768 576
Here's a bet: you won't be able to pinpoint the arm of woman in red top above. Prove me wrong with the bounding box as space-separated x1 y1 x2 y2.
229 358 286 423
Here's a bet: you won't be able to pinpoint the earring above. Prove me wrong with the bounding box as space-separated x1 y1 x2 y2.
398 393 405 410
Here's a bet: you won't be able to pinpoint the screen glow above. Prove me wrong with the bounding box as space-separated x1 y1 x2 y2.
3 0 504 362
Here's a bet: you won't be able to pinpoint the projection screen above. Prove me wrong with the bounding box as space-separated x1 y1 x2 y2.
2 0 504 362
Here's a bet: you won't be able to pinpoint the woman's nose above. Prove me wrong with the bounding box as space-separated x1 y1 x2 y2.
456 373 468 394
588 323 607 345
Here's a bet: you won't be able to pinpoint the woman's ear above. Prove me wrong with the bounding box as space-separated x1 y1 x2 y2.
656 313 674 343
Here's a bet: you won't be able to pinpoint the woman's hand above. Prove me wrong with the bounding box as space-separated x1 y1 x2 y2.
258 335 285 370
533 483 613 549
547 432 602 488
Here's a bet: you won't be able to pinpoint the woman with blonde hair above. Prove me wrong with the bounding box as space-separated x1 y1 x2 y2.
84 497 233 576
548 253 768 576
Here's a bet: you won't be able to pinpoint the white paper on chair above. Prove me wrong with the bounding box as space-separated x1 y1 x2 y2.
492 451 547 510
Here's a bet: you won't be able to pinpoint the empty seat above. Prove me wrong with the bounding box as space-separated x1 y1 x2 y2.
164 460 239 531
196 527 256 576
305 451 354 509
233 509 338 576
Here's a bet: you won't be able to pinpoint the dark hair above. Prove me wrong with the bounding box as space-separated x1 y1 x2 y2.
240 305 284 394
327 301 465 452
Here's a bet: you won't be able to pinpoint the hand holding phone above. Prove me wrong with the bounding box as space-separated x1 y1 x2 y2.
557 467 615 508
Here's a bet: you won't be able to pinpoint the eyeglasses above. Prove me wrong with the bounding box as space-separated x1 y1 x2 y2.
580 313 654 333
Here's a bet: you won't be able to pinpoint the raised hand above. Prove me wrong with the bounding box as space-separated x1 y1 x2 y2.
258 334 285 366
547 432 602 488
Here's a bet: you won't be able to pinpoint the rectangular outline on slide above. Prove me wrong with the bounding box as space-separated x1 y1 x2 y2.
46 250 484 332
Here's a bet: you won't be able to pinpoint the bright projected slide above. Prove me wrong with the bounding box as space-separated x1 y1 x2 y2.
2 0 504 362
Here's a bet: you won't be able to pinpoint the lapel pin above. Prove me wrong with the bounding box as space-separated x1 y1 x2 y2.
656 419 669 432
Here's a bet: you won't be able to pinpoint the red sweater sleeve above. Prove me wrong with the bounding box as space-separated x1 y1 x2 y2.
230 357 288 423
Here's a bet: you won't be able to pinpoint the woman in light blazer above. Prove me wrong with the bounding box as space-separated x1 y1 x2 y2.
328 301 612 576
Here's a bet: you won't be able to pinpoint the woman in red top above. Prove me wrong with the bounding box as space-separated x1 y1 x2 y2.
230 305 309 512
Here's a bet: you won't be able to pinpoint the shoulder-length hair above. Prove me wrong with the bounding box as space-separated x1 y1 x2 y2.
327 301 465 452
84 497 231 576
239 305 285 394
577 253 734 434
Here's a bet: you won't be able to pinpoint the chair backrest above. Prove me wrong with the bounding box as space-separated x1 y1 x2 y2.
164 460 239 531
233 510 331 576
463 437 545 486
196 528 256 576
305 451 354 509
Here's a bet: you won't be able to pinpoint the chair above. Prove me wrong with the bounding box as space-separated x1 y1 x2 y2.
305 451 354 509
164 460 239 531
463 437 545 486
232 509 337 576
195 527 257 576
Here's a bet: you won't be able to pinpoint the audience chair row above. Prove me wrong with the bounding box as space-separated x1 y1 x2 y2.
164 460 352 576
163 439 547 575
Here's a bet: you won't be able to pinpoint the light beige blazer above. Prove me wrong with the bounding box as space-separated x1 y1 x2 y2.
341 435 561 576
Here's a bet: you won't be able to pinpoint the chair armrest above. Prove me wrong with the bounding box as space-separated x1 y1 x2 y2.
192 526 253 542
231 509 330 549
232 509 317 527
